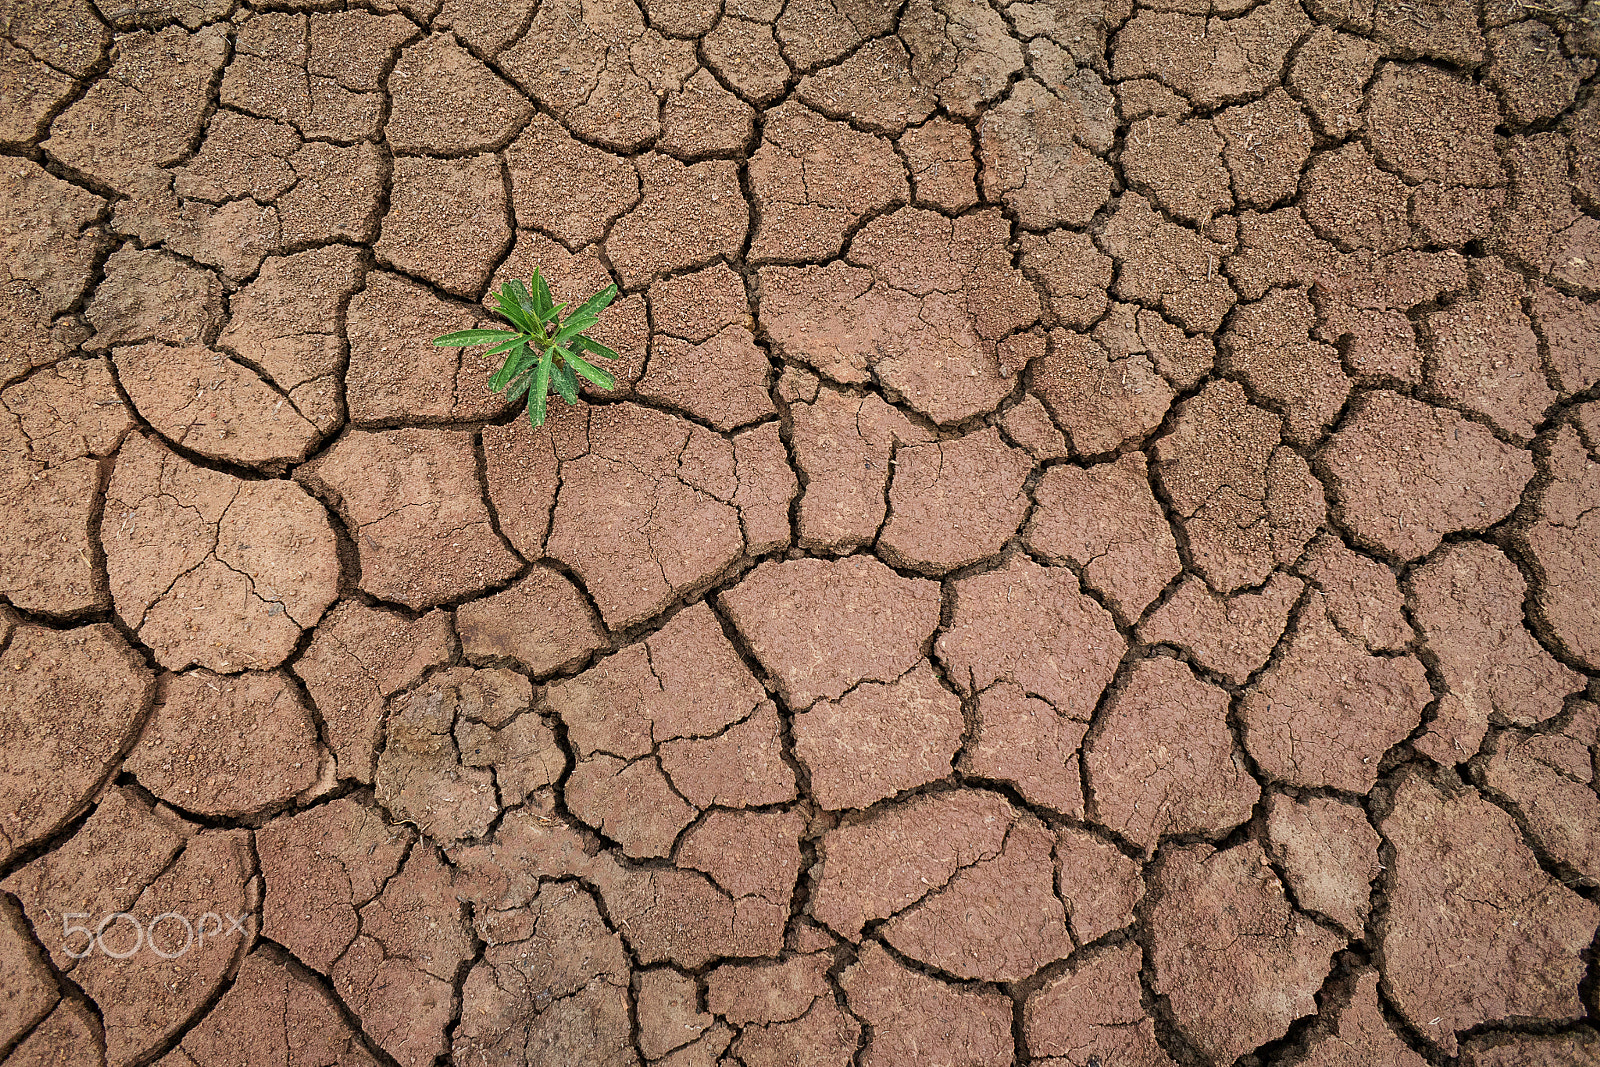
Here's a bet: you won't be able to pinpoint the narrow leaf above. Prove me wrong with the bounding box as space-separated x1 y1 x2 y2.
494 291 535 333
573 335 621 361
503 367 534 402
488 342 527 391
566 350 617 390
532 270 555 316
569 284 617 322
537 300 569 324
479 335 529 360
527 353 551 428
433 329 519 346
552 315 597 345
507 278 536 316
550 360 579 404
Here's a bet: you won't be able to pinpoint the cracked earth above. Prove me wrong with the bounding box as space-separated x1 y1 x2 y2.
1 0 1599 1061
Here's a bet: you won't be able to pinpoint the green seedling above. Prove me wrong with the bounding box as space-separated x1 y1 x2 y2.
434 269 619 429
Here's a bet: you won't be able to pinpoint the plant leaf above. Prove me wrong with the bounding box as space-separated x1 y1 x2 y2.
573 335 621 361
569 284 617 322
551 315 599 345
507 278 536 315
532 270 554 317
494 290 535 333
566 350 617 390
537 300 569 324
550 360 579 404
488 341 528 391
527 352 551 428
433 329 520 346
502 367 535 403
479 335 530 360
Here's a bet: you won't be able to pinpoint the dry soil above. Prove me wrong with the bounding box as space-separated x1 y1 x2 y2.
1 0 1599 1064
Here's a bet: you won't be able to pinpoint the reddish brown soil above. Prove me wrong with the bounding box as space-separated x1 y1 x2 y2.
1 0 1598 1065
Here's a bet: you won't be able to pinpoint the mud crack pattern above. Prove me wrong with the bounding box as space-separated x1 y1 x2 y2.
1 0 1599 1063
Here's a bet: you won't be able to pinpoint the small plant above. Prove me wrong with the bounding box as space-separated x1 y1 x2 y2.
434 269 620 429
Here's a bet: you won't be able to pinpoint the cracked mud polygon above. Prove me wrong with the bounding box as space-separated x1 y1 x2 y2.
2 0 1599 1062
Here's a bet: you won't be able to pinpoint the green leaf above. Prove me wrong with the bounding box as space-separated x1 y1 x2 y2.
527 352 551 428
568 284 617 322
551 315 598 345
507 278 536 315
433 329 520 346
494 290 535 333
550 360 579 404
573 335 621 361
502 367 535 403
566 350 617 391
537 300 569 324
532 270 555 317
508 343 542 384
479 335 530 361
488 341 528 392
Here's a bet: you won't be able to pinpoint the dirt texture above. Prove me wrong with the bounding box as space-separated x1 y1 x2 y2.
4 1 1598 1064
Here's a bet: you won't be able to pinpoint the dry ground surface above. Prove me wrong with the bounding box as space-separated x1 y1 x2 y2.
2 0 1599 1062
